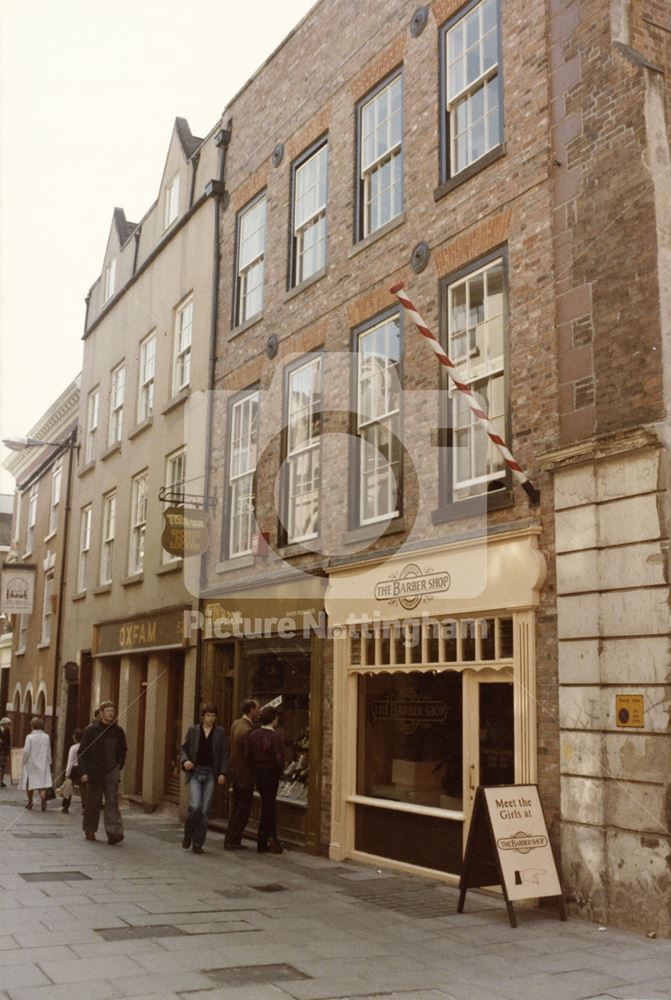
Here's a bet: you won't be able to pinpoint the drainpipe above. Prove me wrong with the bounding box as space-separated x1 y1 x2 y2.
194 120 231 719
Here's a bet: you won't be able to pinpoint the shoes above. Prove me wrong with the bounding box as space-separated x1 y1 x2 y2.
107 833 124 845
25 802 32 810
192 845 204 854
40 800 47 812
257 842 269 853
269 837 283 854
61 807 69 814
224 843 247 851
85 831 96 841
182 833 191 849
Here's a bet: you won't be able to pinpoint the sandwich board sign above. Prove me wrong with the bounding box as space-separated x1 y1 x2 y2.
458 784 566 928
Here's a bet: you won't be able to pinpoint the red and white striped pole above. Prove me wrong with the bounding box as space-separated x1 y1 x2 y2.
390 282 540 506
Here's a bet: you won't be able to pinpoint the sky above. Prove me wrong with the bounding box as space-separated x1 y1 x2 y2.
0 0 317 493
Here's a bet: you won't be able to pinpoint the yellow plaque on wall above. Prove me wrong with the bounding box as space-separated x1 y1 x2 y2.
615 694 645 728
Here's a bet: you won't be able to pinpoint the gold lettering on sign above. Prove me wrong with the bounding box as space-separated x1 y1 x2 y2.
118 620 158 648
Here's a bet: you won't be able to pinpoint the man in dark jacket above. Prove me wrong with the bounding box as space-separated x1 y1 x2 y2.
248 705 284 854
79 701 127 844
224 698 259 850
180 703 229 854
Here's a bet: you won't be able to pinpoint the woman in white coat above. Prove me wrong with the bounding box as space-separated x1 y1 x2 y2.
21 717 52 811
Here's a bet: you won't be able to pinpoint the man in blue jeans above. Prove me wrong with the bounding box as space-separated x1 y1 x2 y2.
180 704 229 854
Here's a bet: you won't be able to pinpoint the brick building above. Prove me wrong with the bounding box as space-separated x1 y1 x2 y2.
192 0 671 935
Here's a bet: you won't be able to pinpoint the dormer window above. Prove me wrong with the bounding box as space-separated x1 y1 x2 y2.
164 174 180 230
104 258 116 302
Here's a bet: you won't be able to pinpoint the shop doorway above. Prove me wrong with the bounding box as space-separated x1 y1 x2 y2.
163 654 184 803
464 668 515 830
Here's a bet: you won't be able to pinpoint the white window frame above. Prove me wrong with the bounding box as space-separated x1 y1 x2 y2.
138 333 156 422
104 258 116 302
41 572 54 646
173 298 193 395
48 459 62 536
445 0 501 177
108 363 125 446
236 195 266 325
292 144 328 285
447 257 506 498
77 505 92 593
164 173 180 230
163 448 187 563
359 74 403 238
286 357 321 543
128 472 148 576
357 314 402 525
85 387 99 464
228 392 259 557
26 483 38 554
99 491 116 586
17 614 27 654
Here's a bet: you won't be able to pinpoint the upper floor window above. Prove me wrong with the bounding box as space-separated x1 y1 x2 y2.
100 491 116 586
163 448 186 563
49 459 62 535
164 173 180 230
227 392 258 557
235 194 266 325
442 0 501 179
173 299 192 395
358 73 403 239
26 483 38 553
356 314 401 524
138 333 156 422
291 143 328 286
17 614 27 654
77 505 92 593
104 258 116 302
108 364 125 446
285 357 321 543
129 472 148 575
41 571 54 645
445 256 506 500
85 388 99 464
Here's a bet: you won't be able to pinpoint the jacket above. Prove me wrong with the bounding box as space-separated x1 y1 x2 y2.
78 720 127 781
248 726 284 776
229 716 255 788
20 730 52 790
180 724 229 782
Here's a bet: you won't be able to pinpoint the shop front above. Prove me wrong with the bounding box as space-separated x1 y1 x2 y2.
92 604 195 810
326 528 545 882
200 575 326 853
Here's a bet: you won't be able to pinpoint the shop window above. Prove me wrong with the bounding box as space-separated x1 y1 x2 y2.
291 142 328 286
356 312 402 525
357 72 403 239
440 0 502 182
357 671 464 812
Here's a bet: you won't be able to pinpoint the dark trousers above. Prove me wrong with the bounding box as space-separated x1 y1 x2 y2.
225 784 254 846
83 766 122 837
255 768 279 847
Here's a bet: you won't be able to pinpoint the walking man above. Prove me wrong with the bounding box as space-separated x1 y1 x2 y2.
180 703 228 854
79 701 127 844
248 705 284 854
224 698 259 850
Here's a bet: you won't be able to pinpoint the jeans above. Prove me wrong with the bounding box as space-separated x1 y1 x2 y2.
184 766 215 848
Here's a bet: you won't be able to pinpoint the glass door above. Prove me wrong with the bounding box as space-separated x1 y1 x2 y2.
464 668 515 831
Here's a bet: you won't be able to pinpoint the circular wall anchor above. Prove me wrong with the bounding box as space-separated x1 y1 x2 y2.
266 334 279 359
410 6 429 37
272 143 284 168
410 241 431 274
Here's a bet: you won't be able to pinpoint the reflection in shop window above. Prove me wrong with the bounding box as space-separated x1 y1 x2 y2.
358 671 463 812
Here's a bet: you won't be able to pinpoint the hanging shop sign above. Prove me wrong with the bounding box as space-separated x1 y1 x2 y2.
458 784 566 928
1 563 36 615
161 507 209 558
615 694 645 728
94 606 192 656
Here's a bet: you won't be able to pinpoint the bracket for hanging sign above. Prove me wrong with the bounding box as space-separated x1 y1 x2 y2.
157 486 217 511
458 784 566 928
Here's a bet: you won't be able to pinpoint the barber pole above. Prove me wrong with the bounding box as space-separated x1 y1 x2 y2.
390 282 540 505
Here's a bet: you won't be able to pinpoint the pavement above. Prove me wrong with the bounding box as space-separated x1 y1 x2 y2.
0 785 669 1000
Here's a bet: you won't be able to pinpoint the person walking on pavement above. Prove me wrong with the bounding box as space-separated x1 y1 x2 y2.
0 717 11 787
78 701 127 844
20 717 52 811
61 728 84 814
224 698 259 851
180 703 229 855
248 705 284 854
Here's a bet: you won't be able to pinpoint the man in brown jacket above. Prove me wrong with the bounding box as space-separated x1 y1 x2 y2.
224 698 259 850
